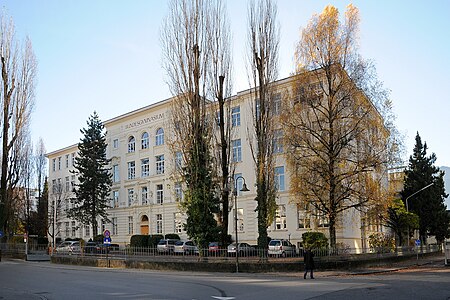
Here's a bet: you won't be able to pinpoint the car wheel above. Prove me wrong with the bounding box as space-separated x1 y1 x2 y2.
281 251 286 258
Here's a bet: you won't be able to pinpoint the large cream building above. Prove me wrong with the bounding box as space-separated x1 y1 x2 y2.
47 76 384 250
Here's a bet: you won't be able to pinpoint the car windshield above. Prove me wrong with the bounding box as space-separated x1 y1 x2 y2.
269 240 280 246
158 240 166 245
175 241 184 246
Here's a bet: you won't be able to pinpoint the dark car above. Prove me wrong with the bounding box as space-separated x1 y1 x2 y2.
208 242 225 256
84 242 110 254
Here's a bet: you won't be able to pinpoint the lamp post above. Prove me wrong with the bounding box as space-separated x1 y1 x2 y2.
405 182 434 245
226 175 249 273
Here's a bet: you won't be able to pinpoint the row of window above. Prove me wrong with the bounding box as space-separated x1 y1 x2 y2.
116 128 165 153
52 152 76 172
51 176 76 193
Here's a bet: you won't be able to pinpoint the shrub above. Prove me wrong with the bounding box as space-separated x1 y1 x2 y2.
148 235 164 247
130 235 149 247
164 233 180 240
302 232 328 250
369 233 395 253
93 234 104 243
37 237 49 245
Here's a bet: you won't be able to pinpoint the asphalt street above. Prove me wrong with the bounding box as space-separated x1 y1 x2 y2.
1 256 449 299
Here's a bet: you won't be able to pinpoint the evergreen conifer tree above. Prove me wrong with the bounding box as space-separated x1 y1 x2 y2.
401 132 449 244
68 112 112 237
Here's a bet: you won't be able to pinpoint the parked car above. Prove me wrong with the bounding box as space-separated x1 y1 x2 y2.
174 240 198 255
227 242 255 257
55 241 81 254
268 239 296 257
84 242 111 254
208 242 226 256
157 239 179 254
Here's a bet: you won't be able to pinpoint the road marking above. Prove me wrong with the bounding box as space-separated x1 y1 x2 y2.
211 297 235 300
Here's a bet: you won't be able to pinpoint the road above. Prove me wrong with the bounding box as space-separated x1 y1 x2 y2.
1 258 449 299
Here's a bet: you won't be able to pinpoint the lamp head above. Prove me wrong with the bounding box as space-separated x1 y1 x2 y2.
240 183 250 192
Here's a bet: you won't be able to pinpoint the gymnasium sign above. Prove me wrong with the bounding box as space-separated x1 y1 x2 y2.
124 112 164 129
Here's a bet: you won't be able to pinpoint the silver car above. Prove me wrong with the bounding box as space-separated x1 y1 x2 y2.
55 241 81 255
227 242 255 257
174 240 198 255
268 239 296 257
157 239 179 254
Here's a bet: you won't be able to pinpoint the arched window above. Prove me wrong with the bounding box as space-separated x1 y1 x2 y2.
128 136 135 153
141 132 149 149
155 128 164 146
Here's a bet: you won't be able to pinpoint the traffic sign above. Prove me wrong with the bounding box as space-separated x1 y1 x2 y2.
104 230 110 238
415 239 421 246
104 237 111 244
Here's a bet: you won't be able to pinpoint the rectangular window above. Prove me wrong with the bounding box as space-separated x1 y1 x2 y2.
113 190 119 208
156 155 165 174
52 179 57 193
71 153 75 167
156 214 163 234
297 204 311 229
318 212 329 228
113 139 119 149
141 158 149 177
237 208 244 232
128 216 134 235
65 155 69 168
156 184 163 204
231 106 241 127
128 188 134 206
52 159 56 172
273 129 284 153
174 212 183 233
127 161 135 180
65 222 70 237
272 93 281 115
232 139 242 162
71 221 76 236
58 157 61 170
113 165 120 182
141 186 148 205
85 225 90 237
234 173 244 196
175 151 182 171
275 205 287 230
174 182 182 201
71 175 75 190
65 176 70 192
112 217 118 235
274 166 285 191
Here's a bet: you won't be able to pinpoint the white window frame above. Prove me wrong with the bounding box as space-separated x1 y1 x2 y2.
141 132 149 149
113 165 120 182
112 217 118 235
127 161 136 180
113 139 119 149
128 136 136 153
156 214 163 234
274 166 285 191
141 158 149 177
232 139 242 162
128 216 134 235
174 182 182 201
231 106 241 127
174 212 183 233
155 128 164 146
156 155 164 174
128 188 134 207
275 205 287 230
156 184 163 204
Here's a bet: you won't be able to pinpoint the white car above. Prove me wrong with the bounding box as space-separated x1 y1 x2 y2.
55 241 81 254
174 240 198 255
268 239 296 257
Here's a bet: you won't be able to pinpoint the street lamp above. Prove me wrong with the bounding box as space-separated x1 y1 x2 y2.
405 182 434 245
225 175 249 273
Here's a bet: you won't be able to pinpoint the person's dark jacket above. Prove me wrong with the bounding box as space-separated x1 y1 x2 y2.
304 250 315 270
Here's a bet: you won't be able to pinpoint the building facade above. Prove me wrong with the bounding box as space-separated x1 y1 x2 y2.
47 76 384 250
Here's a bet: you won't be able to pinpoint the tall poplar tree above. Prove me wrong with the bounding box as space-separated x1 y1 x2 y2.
401 132 449 244
67 112 112 237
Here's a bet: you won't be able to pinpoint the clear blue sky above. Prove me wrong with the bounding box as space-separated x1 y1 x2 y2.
2 0 450 168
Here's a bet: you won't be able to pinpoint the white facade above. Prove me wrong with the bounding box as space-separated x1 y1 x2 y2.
46 76 383 250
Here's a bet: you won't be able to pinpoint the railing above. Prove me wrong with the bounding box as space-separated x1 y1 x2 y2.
0 243 441 261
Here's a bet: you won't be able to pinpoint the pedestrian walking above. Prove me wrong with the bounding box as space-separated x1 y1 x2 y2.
303 248 315 279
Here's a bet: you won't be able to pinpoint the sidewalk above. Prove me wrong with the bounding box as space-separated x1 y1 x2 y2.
265 253 447 278
318 253 447 277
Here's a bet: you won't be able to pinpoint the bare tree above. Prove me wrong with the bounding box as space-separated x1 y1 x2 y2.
34 138 47 237
0 13 37 237
206 0 234 248
246 0 280 251
161 0 220 251
282 5 397 248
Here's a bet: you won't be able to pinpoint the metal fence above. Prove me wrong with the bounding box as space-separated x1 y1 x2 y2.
0 243 441 262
